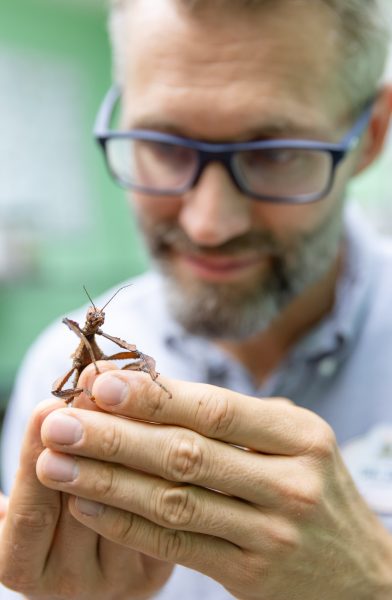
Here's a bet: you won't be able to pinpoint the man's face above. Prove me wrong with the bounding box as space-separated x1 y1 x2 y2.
119 0 361 339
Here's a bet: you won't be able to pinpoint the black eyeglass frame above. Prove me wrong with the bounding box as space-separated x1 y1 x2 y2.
94 86 375 204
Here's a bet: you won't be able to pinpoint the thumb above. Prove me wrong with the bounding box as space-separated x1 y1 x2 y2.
74 360 117 410
0 399 63 579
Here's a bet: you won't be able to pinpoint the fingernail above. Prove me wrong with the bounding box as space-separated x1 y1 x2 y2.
75 497 104 516
43 453 78 482
94 375 128 406
44 413 83 445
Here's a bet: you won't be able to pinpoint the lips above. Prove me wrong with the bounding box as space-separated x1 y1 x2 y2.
177 251 269 281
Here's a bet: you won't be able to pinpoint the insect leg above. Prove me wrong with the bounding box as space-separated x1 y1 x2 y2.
52 366 85 405
122 352 172 399
96 330 138 353
63 318 101 373
97 330 171 398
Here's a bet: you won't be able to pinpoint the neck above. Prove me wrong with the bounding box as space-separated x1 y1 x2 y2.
215 246 344 386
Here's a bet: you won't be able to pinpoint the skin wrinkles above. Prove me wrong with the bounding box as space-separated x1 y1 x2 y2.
123 26 344 134
122 1 347 136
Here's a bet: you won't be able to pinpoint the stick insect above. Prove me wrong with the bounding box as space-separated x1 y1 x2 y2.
52 285 171 404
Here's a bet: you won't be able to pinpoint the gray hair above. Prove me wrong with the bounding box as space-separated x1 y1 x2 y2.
109 0 391 109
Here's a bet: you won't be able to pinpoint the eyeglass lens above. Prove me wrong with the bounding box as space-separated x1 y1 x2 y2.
106 137 333 198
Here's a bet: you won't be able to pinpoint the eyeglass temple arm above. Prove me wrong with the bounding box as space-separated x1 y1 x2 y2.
94 85 121 138
339 100 375 150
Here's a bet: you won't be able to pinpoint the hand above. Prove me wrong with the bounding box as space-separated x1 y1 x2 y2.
0 390 172 600
36 364 392 600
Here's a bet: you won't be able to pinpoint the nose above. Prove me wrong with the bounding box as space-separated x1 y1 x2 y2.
178 162 252 247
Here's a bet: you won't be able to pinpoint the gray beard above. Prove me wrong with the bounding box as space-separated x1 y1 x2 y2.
140 204 344 340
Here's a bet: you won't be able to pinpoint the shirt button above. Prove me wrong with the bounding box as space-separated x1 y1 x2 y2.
317 356 337 377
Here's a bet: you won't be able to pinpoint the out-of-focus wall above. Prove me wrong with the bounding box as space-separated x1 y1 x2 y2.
0 0 149 414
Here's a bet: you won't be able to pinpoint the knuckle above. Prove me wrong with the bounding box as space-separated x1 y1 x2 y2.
110 510 137 545
12 505 59 531
154 527 189 562
163 431 204 482
101 423 123 459
154 485 196 528
266 519 300 552
280 473 324 516
141 377 166 421
306 419 337 460
247 512 300 555
230 554 269 591
93 463 117 498
196 391 236 438
271 396 295 407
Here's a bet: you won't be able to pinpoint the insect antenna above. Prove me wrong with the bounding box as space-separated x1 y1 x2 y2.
83 285 97 310
101 284 133 311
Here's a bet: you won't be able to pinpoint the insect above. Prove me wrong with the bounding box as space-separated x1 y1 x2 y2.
52 285 171 404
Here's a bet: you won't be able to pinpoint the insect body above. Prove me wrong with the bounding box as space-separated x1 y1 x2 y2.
52 286 169 404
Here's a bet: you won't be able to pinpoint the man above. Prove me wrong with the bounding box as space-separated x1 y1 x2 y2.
1 0 392 598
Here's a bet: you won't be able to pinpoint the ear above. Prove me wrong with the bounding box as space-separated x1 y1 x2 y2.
354 84 392 175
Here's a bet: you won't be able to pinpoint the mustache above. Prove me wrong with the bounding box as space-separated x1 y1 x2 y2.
148 222 284 257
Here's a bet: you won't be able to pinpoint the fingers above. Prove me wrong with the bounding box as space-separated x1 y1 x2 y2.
0 400 63 590
97 539 173 597
37 449 268 548
39 407 310 505
67 495 243 589
42 491 101 582
89 369 325 455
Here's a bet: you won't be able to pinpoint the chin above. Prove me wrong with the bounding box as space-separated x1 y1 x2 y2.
160 267 285 340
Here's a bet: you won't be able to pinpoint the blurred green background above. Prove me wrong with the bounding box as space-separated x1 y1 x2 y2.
0 0 391 420
0 0 150 416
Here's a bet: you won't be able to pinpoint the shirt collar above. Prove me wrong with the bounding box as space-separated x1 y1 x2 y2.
290 202 377 362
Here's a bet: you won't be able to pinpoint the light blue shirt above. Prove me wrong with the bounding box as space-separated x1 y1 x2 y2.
2 204 392 599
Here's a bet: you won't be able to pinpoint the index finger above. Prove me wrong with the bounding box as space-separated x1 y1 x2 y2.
88 366 325 455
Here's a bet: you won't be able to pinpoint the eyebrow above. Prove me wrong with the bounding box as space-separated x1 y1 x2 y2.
125 116 332 142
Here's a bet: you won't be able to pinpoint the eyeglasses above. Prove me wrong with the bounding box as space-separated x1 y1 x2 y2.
94 86 374 204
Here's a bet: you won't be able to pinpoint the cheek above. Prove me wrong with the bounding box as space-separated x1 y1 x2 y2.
131 193 182 224
248 196 339 240
250 148 356 238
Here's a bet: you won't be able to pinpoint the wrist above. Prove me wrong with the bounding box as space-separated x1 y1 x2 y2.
362 525 392 600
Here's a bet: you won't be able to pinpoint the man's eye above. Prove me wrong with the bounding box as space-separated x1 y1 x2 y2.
139 141 193 166
267 149 298 164
245 148 299 167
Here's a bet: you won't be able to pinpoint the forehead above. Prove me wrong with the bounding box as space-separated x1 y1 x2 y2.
120 0 343 138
